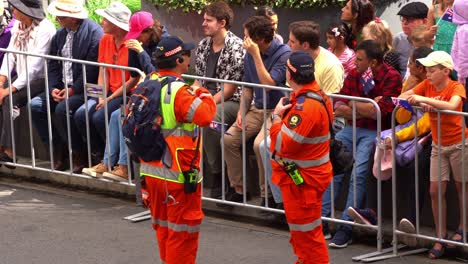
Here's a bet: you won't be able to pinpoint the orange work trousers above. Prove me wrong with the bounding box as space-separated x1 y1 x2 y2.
280 183 329 264
145 176 204 264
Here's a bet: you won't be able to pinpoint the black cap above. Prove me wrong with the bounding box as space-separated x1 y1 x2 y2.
287 51 315 75
397 2 428 19
154 36 195 59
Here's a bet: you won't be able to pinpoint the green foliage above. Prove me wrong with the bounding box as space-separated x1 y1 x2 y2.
147 0 348 11
86 0 141 23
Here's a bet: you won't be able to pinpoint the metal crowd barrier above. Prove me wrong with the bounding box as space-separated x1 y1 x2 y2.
0 48 419 262
181 74 386 261
0 48 144 187
361 106 468 262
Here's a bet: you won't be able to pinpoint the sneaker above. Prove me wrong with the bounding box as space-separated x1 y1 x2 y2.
398 218 417 248
348 207 377 225
329 227 352 248
103 165 128 182
82 163 107 178
12 106 20 120
323 223 332 240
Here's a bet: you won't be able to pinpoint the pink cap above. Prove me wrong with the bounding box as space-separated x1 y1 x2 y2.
125 11 154 40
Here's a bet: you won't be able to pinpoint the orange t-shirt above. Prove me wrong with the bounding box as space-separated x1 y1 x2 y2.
413 79 467 146
98 34 130 93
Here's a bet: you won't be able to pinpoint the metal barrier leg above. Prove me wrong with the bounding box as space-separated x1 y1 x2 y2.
360 248 427 263
123 210 151 222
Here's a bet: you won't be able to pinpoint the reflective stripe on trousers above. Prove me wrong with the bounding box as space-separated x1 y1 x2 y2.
152 218 201 233
288 218 321 232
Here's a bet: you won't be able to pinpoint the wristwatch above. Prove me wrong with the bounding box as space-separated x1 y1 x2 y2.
271 113 281 121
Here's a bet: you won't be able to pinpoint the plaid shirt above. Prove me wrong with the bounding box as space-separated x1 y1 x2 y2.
195 31 245 102
335 63 402 130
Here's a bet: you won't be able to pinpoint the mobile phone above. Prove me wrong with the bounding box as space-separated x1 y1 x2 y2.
283 98 290 106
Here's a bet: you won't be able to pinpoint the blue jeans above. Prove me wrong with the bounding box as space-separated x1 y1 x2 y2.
31 93 85 150
259 136 283 203
74 96 123 153
321 126 377 230
103 108 127 166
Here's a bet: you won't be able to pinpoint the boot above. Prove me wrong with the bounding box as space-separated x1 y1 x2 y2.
53 144 68 171
72 150 87 174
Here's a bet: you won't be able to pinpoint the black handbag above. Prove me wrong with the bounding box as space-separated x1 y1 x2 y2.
301 92 354 175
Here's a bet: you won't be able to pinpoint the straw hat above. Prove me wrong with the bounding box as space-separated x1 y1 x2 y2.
48 0 88 19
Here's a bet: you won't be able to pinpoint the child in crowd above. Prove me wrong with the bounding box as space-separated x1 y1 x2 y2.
400 51 468 259
362 18 401 74
426 0 456 55
326 22 356 77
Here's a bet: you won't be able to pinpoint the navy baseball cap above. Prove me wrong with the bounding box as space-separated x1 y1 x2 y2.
154 36 195 58
287 51 315 74
397 2 428 19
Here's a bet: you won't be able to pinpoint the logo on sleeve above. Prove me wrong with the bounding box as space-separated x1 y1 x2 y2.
288 114 302 128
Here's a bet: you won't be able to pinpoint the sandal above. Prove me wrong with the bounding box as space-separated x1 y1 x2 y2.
428 235 447 260
448 229 467 248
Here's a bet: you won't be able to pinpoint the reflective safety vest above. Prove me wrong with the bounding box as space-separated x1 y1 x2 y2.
140 74 202 184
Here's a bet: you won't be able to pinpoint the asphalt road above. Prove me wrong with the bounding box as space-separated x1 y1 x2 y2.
0 177 461 264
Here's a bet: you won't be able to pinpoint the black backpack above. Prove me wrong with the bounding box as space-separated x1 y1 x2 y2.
122 73 180 162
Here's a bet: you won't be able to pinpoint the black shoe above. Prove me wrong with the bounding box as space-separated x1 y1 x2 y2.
0 152 16 169
262 211 287 224
216 191 250 208
228 192 251 202
210 187 222 199
260 196 278 208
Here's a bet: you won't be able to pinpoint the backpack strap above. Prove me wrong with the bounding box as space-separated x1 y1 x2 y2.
298 91 335 139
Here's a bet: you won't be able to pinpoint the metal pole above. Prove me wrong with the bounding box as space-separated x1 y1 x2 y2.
103 67 111 172
241 85 247 204
121 69 132 184
262 87 268 207
6 52 16 163
391 107 398 255
44 60 54 170
352 100 357 207
437 111 442 240
220 82 226 200
25 55 35 167
83 64 92 168
63 65 73 175
414 109 420 235
462 114 466 243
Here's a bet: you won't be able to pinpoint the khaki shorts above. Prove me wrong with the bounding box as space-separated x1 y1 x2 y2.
430 142 468 182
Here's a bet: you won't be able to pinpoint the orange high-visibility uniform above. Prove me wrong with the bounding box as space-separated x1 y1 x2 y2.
140 70 216 264
270 82 333 264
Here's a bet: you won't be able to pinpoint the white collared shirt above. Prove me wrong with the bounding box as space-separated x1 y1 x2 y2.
0 19 56 90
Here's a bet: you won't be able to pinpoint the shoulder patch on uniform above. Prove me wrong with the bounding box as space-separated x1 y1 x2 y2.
288 114 302 128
